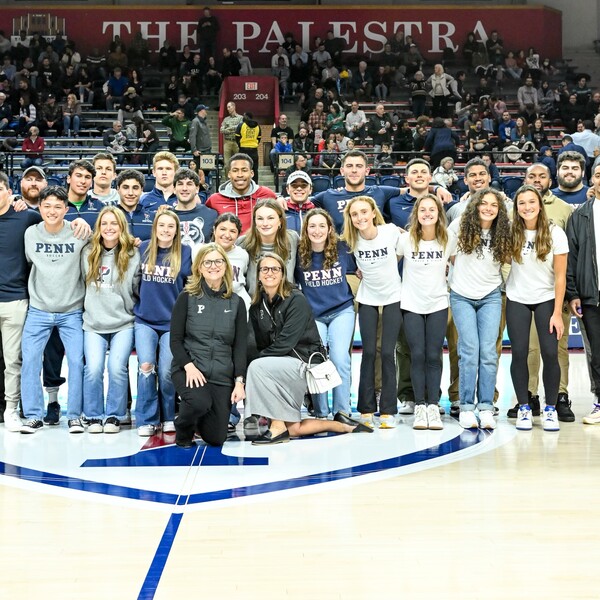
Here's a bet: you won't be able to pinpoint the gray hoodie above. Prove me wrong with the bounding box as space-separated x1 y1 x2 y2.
81 245 141 333
24 221 88 312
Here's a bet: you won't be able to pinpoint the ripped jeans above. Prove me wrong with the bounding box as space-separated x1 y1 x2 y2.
134 322 175 427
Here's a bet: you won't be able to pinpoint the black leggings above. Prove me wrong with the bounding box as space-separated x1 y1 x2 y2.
358 302 402 415
402 308 448 405
172 368 232 445
506 298 559 406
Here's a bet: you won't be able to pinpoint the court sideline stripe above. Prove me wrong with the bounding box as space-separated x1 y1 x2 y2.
138 512 183 600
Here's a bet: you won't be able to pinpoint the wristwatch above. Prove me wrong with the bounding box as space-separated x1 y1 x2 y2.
235 376 245 385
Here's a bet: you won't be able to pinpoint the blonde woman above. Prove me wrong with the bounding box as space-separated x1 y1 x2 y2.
134 210 192 436
82 207 140 433
170 243 247 447
342 195 403 429
63 93 82 136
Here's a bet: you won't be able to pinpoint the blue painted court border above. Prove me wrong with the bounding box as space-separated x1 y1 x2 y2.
0 429 491 599
0 429 489 506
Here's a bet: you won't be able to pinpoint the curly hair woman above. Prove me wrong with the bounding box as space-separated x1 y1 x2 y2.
449 187 511 430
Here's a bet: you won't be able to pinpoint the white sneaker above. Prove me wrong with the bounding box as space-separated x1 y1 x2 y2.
516 405 533 431
427 404 444 430
3 408 23 432
479 410 496 430
398 400 415 415
68 418 85 434
359 413 374 429
162 421 176 433
379 414 397 429
583 403 600 425
459 410 478 429
137 424 156 437
413 404 428 430
542 406 560 431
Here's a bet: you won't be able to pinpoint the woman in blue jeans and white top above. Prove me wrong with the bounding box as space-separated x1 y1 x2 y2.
398 195 456 430
449 187 512 430
506 185 568 431
296 208 356 418
134 210 192 436
342 195 403 429
82 207 140 433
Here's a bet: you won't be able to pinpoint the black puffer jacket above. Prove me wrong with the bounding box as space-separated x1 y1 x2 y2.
566 199 599 306
250 289 324 363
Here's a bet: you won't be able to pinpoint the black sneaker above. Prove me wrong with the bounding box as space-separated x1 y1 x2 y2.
43 401 61 425
449 402 460 418
556 393 575 422
21 419 43 434
103 417 121 434
507 402 519 418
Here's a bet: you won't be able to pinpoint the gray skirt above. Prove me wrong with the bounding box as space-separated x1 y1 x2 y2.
245 356 307 422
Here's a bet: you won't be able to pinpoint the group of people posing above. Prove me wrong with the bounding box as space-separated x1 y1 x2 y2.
2 144 600 448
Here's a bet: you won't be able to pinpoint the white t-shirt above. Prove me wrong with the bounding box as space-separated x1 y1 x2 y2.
354 223 402 306
506 225 569 304
398 230 457 314
449 219 503 300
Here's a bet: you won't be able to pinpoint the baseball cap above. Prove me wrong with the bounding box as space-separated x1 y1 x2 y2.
22 166 47 179
195 104 209 111
125 87 136 95
287 171 312 186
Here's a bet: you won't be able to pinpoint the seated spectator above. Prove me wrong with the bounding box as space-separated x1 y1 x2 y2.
103 120 129 165
375 142 395 174
530 118 549 150
273 57 291 102
321 59 340 91
273 133 293 169
467 119 492 154
538 81 559 119
317 136 340 175
132 116 160 166
117 86 143 124
62 93 81 136
232 49 251 77
165 75 179 106
127 32 149 69
352 61 373 101
60 44 81 75
205 56 222 95
517 76 539 113
373 66 392 102
171 93 195 121
369 103 393 153
312 42 331 70
307 101 327 136
21 125 44 169
405 39 425 76
325 102 345 135
498 110 516 146
393 119 414 157
17 93 37 136
292 126 314 157
481 153 502 189
283 153 312 185
0 91 12 130
561 93 586 133
525 47 541 80
334 131 351 153
462 32 479 66
324 30 345 66
85 47 107 82
432 156 460 194
129 69 144 97
107 44 128 72
342 102 365 144
537 146 557 184
413 124 428 152
38 57 60 96
162 107 191 153
105 67 129 111
271 45 289 69
474 77 493 102
76 65 94 105
504 51 523 80
38 93 62 136
221 48 241 78
185 54 205 97
1 55 16 83
158 40 178 73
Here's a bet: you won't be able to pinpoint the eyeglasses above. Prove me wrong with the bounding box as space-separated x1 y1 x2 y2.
259 266 283 274
202 259 226 268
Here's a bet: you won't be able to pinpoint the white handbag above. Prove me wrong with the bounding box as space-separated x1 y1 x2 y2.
303 351 342 394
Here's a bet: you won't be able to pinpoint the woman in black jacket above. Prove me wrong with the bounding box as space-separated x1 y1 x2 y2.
170 243 247 447
246 252 371 444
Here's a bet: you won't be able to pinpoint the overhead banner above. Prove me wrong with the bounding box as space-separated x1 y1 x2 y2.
3 5 562 65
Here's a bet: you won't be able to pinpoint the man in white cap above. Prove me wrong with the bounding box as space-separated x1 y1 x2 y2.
281 170 315 233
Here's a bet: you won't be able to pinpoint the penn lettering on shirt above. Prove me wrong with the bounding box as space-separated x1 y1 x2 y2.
302 264 344 287
357 247 389 260
411 249 444 261
34 242 76 255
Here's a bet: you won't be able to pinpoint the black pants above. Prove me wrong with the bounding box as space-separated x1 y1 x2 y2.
506 298 559 406
358 302 402 415
582 299 600 395
173 368 231 446
43 327 66 389
402 308 448 405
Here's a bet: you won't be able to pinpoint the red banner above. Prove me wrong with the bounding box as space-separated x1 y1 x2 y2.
2 5 562 65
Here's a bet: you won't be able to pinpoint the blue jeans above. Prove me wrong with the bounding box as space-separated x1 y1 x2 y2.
134 322 174 427
83 328 134 420
450 287 502 412
314 305 355 416
63 114 80 134
21 308 84 420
